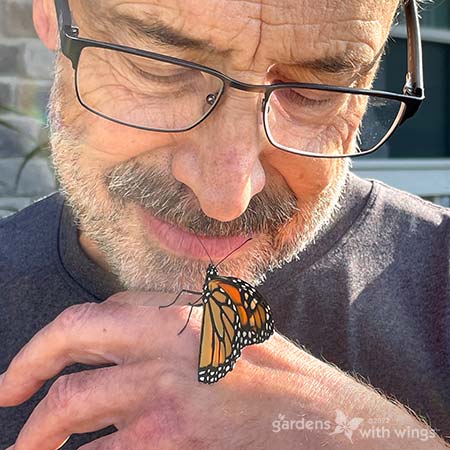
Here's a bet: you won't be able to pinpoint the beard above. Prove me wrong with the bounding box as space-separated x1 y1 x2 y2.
48 55 351 294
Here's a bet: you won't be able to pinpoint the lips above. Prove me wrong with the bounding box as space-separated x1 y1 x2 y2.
141 208 253 260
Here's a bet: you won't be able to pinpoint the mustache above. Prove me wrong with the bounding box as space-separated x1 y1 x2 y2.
104 160 300 237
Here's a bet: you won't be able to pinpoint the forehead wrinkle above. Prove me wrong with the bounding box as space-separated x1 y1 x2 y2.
78 0 396 79
233 0 395 75
253 16 388 72
300 19 384 57
111 0 265 56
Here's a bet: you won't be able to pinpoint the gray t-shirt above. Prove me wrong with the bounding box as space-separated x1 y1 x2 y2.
0 171 449 448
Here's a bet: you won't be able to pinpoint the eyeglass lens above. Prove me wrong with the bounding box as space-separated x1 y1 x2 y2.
76 46 406 156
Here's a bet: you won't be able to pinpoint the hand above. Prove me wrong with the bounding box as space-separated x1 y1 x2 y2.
0 292 447 450
0 291 312 450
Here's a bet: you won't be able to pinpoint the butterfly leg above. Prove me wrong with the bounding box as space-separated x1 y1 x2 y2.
178 295 203 336
188 297 204 307
159 289 202 309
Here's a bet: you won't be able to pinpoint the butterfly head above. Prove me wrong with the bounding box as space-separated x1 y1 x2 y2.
206 263 219 281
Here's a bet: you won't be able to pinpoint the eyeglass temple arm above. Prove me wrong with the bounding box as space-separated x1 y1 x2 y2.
54 0 82 69
54 0 74 29
404 0 424 97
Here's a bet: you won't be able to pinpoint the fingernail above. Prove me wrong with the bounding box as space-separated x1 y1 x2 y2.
0 372 5 386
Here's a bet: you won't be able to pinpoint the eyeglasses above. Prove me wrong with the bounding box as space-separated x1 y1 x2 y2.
54 0 424 159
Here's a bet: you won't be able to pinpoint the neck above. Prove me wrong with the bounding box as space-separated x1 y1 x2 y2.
78 230 111 272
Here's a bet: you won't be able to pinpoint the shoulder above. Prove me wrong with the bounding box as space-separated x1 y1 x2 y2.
0 192 65 284
354 178 450 281
373 177 450 220
367 178 450 234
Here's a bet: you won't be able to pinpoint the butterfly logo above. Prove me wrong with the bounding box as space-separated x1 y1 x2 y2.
329 410 364 443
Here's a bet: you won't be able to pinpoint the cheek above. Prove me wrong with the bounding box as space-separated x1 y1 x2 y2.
61 94 176 164
341 94 376 154
82 116 175 162
58 60 176 165
262 149 338 202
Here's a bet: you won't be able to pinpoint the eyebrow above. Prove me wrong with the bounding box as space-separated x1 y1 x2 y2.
299 46 385 76
107 13 213 51
103 13 383 76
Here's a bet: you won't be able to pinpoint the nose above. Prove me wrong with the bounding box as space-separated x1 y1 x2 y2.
172 91 266 222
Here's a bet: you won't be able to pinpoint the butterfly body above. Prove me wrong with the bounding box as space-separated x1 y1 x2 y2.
198 264 274 384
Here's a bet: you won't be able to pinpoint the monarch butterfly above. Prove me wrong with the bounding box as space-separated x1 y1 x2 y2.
159 234 274 384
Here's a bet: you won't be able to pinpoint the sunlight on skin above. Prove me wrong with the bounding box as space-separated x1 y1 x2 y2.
37 0 397 294
3 3 447 450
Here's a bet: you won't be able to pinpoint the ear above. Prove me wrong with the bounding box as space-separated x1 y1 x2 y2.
33 0 59 51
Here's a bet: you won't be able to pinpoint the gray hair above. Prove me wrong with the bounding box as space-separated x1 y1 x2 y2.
395 0 433 21
398 0 432 9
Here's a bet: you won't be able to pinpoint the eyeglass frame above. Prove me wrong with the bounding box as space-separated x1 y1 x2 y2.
54 0 425 159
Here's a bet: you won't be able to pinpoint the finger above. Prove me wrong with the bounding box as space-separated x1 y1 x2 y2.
0 300 201 407
13 363 156 450
76 431 127 450
105 290 200 307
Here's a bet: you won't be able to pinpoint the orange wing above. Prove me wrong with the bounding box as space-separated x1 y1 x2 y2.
198 276 274 384
209 276 274 347
197 286 242 384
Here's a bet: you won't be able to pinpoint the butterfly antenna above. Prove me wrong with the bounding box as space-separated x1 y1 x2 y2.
216 237 253 268
188 225 213 264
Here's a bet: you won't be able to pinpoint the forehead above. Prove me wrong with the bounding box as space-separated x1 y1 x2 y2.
84 0 398 71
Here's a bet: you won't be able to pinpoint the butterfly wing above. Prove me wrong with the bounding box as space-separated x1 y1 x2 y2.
211 276 274 347
198 286 243 384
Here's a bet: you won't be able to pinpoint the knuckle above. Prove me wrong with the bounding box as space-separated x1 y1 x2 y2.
45 374 80 412
8 345 28 371
55 302 100 331
154 366 183 397
129 404 184 446
122 365 186 447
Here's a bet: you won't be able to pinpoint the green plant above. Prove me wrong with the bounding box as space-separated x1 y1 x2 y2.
0 103 51 191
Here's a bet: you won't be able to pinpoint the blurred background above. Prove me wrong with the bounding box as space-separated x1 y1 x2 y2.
0 0 55 218
355 0 450 207
0 0 449 219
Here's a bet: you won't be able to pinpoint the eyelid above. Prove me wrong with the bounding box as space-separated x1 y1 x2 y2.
124 57 194 82
268 65 362 87
135 66 190 83
292 88 332 101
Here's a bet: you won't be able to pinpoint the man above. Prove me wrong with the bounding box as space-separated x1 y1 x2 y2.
0 0 449 448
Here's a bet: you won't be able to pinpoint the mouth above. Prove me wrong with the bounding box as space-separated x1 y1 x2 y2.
140 207 254 261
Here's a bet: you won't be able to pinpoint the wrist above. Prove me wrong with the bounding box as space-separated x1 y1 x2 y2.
254 342 445 449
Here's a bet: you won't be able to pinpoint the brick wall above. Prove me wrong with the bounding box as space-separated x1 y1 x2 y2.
0 0 56 219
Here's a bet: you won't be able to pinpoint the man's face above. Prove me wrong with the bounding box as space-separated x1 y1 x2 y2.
46 0 398 292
